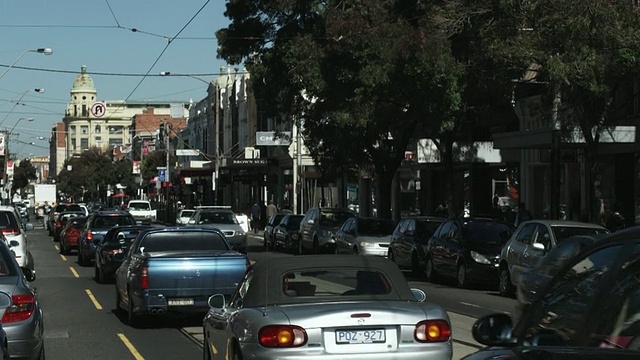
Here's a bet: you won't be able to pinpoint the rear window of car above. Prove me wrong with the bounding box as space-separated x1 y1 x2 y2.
138 231 229 252
70 217 88 228
197 211 238 225
415 219 442 238
283 269 392 297
464 221 512 244
128 202 151 210
180 210 195 218
551 226 610 243
320 211 354 227
92 215 135 228
0 211 19 229
56 204 82 213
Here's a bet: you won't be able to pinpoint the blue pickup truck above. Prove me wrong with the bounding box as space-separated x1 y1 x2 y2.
115 227 249 325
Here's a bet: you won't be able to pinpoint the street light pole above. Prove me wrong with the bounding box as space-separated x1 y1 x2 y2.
0 48 53 82
0 88 45 128
3 117 34 204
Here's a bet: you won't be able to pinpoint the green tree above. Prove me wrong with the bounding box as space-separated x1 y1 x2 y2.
487 0 640 220
218 0 462 219
13 159 37 194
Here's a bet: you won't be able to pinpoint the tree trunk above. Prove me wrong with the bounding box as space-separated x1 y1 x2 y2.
375 170 394 220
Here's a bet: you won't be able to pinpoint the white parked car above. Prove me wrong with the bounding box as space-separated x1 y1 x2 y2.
0 206 34 269
235 213 250 233
175 208 195 225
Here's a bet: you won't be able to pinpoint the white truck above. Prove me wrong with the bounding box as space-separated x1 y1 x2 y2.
34 184 57 218
126 200 157 224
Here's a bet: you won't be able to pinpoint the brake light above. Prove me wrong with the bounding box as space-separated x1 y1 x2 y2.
259 325 307 347
56 221 61 228
141 266 149 289
2 228 21 236
414 320 451 342
2 294 35 323
86 233 93 241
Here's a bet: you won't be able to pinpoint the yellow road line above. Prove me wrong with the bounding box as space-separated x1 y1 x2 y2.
59 253 67 261
85 289 103 310
118 333 145 360
69 267 79 278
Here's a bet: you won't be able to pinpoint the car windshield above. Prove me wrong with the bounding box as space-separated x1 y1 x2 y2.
93 215 135 229
358 218 396 236
128 202 150 210
180 210 195 218
320 211 354 227
416 220 443 238
287 216 304 228
551 226 610 243
283 269 392 297
464 221 512 244
70 217 88 228
139 231 229 252
197 211 238 225
57 204 82 213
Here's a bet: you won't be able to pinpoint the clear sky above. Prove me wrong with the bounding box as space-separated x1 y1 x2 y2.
0 0 230 158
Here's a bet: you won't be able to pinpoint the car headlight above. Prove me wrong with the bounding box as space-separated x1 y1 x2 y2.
470 251 491 265
359 241 374 248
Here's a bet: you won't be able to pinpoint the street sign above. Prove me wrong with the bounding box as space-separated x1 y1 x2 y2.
158 169 166 182
91 102 106 118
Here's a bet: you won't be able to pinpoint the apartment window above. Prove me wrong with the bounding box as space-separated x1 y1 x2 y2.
109 126 123 135
95 125 101 134
109 138 123 147
82 105 87 117
95 136 101 147
80 138 89 149
81 126 88 135
70 126 76 135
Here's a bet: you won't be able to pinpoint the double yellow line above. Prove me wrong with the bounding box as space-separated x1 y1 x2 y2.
57 244 145 359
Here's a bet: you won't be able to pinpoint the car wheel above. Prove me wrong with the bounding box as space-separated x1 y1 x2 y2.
456 263 468 288
127 291 137 326
37 340 45 360
388 249 396 263
411 253 423 276
229 344 242 360
284 236 291 253
312 238 319 254
352 246 359 255
202 333 211 360
77 251 84 266
263 234 268 251
425 255 437 282
499 267 515 297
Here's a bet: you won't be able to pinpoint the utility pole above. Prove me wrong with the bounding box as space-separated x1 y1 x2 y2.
165 121 171 222
214 82 220 205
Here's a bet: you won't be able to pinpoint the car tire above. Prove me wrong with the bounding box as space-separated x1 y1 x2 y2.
388 249 396 263
203 335 212 360
457 263 468 288
312 238 320 254
411 253 423 277
95 265 104 284
36 340 45 360
499 267 515 297
425 255 437 282
78 251 84 266
352 246 359 255
127 291 137 327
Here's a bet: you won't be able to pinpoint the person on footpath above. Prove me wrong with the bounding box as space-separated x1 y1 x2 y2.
266 200 277 219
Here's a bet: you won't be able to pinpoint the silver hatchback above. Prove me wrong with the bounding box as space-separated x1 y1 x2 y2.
0 238 44 359
187 207 247 253
498 219 609 297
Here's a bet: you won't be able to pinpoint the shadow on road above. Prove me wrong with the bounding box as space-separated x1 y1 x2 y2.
112 308 204 329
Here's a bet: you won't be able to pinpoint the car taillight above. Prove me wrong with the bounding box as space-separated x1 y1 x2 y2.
2 294 35 323
414 320 451 342
56 221 61 228
86 233 93 240
2 228 21 236
141 266 149 289
259 325 307 347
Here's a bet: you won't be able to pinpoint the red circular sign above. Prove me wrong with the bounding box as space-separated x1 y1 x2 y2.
91 102 106 118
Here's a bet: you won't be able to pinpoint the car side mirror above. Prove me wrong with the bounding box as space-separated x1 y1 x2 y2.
25 223 34 231
411 288 426 302
532 242 546 251
208 294 226 309
472 313 514 346
22 267 36 282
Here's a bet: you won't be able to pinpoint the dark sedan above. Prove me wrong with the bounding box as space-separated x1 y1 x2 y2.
263 213 289 251
273 214 304 253
425 217 512 288
388 216 444 274
94 225 152 283
463 227 640 359
77 211 136 266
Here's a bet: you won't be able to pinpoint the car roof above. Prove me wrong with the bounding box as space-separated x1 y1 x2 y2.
94 210 131 216
243 255 415 307
521 220 607 228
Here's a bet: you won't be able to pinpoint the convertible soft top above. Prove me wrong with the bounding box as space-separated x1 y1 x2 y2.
243 255 417 307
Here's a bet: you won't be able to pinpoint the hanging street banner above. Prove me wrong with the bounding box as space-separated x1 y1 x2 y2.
143 140 150 156
6 160 14 177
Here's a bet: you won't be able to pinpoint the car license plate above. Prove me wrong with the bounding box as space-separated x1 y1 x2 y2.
336 329 385 344
168 298 194 306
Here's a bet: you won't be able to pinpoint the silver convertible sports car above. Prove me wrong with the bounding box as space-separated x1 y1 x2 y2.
203 255 453 360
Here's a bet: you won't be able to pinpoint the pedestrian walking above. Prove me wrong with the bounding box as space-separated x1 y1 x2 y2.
266 200 277 219
251 202 262 234
514 202 532 228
